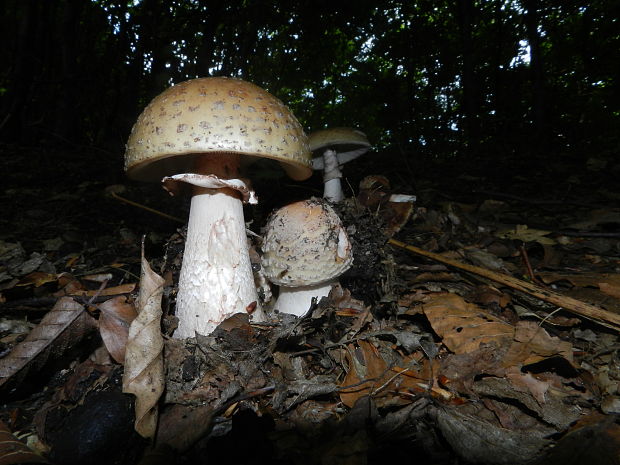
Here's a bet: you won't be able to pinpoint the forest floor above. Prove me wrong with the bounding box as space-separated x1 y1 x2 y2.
1 143 619 465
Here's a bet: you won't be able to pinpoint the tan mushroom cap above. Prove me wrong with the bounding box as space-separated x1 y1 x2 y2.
308 127 371 153
125 77 313 182
261 199 353 287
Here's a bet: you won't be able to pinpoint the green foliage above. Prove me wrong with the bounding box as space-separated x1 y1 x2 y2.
0 0 618 165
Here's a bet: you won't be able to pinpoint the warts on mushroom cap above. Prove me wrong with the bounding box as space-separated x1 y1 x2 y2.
261 199 353 288
123 77 313 337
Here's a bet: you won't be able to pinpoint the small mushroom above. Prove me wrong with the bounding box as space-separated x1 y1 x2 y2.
309 127 371 202
125 77 312 337
261 199 353 316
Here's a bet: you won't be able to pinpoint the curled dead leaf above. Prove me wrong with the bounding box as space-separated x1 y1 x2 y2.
0 297 95 393
122 251 165 439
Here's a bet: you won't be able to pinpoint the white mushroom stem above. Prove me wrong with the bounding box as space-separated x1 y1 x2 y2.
172 154 264 338
273 280 337 317
321 149 344 203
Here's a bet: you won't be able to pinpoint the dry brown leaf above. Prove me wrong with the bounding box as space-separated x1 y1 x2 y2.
122 251 165 439
339 340 390 408
497 224 556 245
438 345 506 393
599 282 620 299
154 404 216 453
398 289 433 313
216 313 251 332
64 254 80 268
433 404 551 464
339 341 435 408
503 321 574 366
412 272 459 283
393 356 453 401
329 285 372 335
473 376 583 430
383 200 414 237
329 284 367 314
15 271 57 288
537 272 620 300
53 276 85 296
98 296 138 364
52 280 136 298
0 297 96 393
0 419 49 464
422 293 514 354
504 366 550 405
468 284 512 308
66 283 136 297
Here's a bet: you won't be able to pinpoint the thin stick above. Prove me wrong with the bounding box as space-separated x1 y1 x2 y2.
388 238 620 332
110 191 184 223
519 244 539 284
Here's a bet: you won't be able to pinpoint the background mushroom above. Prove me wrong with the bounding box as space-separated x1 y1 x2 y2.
261 199 353 316
125 77 312 338
309 127 371 203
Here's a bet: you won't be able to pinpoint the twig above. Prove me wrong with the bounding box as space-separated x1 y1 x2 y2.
518 244 540 284
370 366 411 397
109 191 184 223
388 238 620 332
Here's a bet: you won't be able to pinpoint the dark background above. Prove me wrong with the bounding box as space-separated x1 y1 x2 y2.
1 0 619 240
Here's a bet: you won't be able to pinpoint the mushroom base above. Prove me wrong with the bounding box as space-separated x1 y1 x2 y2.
273 281 336 317
174 190 263 338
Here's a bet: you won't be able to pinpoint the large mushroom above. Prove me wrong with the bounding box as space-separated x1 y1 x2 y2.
124 77 312 338
261 199 353 316
309 127 371 203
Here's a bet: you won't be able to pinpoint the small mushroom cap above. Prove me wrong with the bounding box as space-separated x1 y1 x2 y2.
308 127 371 169
125 77 312 182
308 127 370 152
261 199 353 287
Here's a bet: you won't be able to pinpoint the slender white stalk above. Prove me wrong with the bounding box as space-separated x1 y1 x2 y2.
174 191 263 338
321 149 344 202
273 281 336 317
324 179 344 203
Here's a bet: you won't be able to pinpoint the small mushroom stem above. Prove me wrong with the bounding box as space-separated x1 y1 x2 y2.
274 281 336 317
174 154 264 338
321 149 344 203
